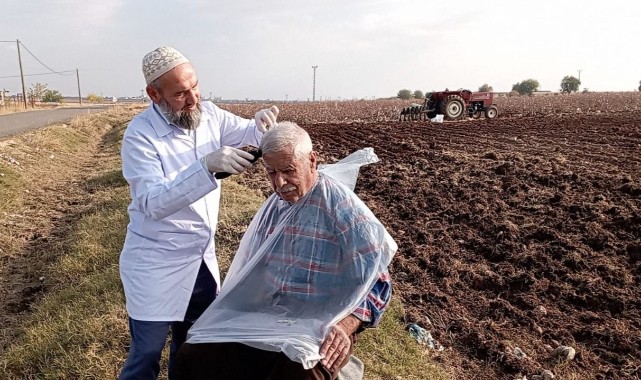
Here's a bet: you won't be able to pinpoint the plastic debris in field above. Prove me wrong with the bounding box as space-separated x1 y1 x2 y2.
407 323 444 351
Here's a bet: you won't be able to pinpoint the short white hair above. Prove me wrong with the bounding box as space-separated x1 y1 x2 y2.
260 121 313 160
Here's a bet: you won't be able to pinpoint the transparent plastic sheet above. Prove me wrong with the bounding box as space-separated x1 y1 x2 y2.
317 147 379 191
186 148 397 369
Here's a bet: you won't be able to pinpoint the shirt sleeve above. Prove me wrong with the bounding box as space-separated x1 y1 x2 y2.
206 102 263 148
121 118 219 221
351 269 392 328
331 180 394 329
199 156 216 179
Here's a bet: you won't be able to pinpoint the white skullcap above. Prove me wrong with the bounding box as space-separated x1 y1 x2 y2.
142 46 190 85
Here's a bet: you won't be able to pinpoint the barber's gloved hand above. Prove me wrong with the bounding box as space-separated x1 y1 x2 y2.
254 105 280 132
204 146 255 175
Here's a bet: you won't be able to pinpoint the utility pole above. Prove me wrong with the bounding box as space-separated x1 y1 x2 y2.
578 69 582 81
16 39 27 109
312 65 318 102
76 69 82 105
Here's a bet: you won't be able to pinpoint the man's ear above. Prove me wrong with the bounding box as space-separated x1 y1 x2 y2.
309 151 317 169
146 85 162 104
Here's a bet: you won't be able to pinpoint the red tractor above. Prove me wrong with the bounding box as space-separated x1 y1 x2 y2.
400 89 498 121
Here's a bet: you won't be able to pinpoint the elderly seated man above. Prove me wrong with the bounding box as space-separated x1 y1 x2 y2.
175 121 397 380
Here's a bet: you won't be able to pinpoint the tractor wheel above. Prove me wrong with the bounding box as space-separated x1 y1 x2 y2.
440 95 465 120
472 110 482 119
484 105 498 119
400 107 409 121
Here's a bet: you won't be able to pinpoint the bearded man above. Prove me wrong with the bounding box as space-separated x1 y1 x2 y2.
118 46 279 380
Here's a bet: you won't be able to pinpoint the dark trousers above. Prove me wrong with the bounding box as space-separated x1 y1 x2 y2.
174 336 355 380
119 261 217 380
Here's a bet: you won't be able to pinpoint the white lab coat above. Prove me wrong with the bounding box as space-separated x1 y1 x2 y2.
119 101 262 321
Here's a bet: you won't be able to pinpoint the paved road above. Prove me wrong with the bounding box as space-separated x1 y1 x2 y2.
0 105 110 138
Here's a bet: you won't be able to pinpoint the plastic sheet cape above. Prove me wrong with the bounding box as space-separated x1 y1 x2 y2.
317 147 379 191
186 148 397 369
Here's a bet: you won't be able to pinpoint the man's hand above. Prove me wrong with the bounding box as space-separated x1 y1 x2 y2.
204 146 255 175
320 315 361 373
254 105 279 132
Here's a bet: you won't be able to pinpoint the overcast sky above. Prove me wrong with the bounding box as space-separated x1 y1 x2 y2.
1 0 639 100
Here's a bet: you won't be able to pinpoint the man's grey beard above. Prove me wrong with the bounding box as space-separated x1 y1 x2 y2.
158 98 202 130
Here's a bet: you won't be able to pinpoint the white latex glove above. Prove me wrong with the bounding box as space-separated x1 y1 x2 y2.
204 146 255 175
254 105 280 132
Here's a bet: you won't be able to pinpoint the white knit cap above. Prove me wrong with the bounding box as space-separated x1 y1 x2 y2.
142 46 190 85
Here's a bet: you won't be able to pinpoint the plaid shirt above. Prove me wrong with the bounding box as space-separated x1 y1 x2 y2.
251 173 393 327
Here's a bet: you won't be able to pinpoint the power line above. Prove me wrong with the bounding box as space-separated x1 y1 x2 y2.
2 39 83 108
0 71 75 79
18 40 69 75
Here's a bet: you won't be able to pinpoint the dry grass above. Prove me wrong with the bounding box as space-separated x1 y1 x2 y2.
0 104 27 116
0 164 22 213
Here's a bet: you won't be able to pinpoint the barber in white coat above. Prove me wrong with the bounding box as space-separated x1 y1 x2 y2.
118 46 279 380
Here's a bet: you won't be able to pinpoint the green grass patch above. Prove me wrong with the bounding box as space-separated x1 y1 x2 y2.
42 125 90 153
55 187 130 283
216 180 266 275
101 120 127 154
22 122 91 155
356 300 448 380
85 169 128 193
1 267 128 379
22 106 136 156
0 185 130 379
0 163 22 212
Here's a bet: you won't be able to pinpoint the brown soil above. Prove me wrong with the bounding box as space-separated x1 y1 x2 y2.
239 111 641 379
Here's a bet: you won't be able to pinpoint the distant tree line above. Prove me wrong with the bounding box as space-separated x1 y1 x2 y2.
395 75 601 98
396 89 426 100
512 79 540 95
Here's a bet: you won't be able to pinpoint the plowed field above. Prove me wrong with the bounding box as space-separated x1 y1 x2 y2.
236 109 641 379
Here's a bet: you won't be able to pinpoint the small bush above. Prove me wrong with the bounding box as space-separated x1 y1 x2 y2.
87 93 102 104
42 90 64 103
